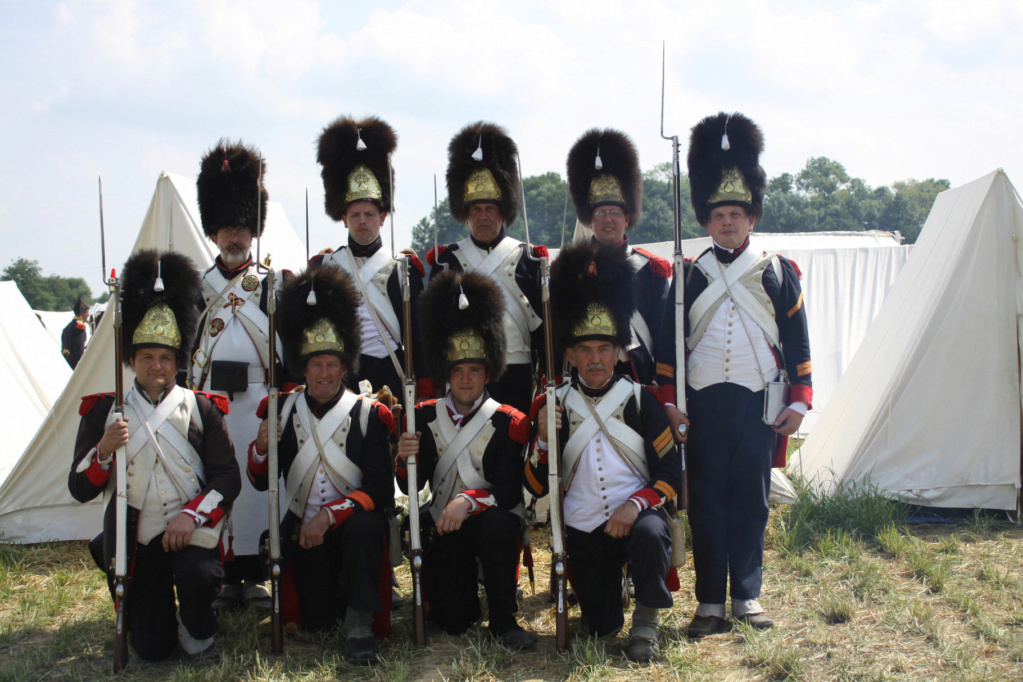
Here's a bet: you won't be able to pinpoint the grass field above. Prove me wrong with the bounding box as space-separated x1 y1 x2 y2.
2 484 1022 681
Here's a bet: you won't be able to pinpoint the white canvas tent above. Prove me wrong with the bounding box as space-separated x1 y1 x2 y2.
794 170 1023 511
34 309 76 347
0 172 306 543
0 282 73 486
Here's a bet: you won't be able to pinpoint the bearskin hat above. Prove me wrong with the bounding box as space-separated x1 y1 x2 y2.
317 116 396 219
278 264 361 376
566 128 643 229
687 112 766 226
197 140 268 238
420 269 507 384
120 250 201 367
550 240 635 361
446 121 520 225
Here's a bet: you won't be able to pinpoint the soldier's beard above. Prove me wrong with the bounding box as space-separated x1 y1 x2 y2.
221 247 250 267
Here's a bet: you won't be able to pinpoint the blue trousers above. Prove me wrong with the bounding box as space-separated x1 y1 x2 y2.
687 383 775 605
566 507 672 637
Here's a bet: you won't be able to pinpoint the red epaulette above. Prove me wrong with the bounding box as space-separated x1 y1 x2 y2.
75 321 87 330
79 393 114 416
415 398 439 410
528 393 547 421
425 245 446 268
405 252 426 278
375 402 397 432
635 248 672 279
532 244 549 259
788 258 803 279
196 391 231 415
497 404 531 444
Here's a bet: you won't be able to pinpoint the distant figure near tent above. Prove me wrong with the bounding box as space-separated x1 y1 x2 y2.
61 297 91 369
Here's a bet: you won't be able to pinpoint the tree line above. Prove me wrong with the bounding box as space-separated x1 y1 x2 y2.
411 156 949 254
2 258 99 311
6 156 947 310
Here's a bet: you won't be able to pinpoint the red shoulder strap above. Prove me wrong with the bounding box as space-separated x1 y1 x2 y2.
79 393 113 416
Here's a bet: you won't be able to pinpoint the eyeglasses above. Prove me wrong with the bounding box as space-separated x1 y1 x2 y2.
593 209 624 219
217 226 252 238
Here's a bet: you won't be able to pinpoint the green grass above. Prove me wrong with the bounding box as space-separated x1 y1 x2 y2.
4 484 1023 680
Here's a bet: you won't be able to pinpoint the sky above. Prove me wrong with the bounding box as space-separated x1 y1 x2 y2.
2 0 1021 297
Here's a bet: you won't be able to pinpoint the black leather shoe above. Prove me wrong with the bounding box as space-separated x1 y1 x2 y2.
347 636 380 665
736 612 774 630
686 615 731 639
489 623 538 650
186 643 220 664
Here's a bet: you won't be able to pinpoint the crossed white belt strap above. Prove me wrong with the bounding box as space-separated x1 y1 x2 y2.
688 248 780 351
334 248 404 380
432 398 500 492
285 391 362 517
125 387 204 503
455 238 537 344
561 381 645 490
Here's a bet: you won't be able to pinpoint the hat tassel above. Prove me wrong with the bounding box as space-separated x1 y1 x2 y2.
471 134 484 161
306 277 317 305
458 283 469 310
153 259 165 292
356 128 367 151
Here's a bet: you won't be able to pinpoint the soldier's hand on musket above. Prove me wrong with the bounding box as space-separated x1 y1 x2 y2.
772 408 804 436
397 431 421 461
537 404 563 442
255 419 283 454
162 513 196 552
664 405 689 443
436 496 472 535
97 416 130 463
299 508 331 549
604 501 640 539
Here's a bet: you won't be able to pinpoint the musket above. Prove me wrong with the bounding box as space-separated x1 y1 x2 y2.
265 268 283 653
99 176 108 283
661 42 688 426
304 188 310 263
96 175 129 673
519 155 569 652
433 174 447 272
393 164 426 646
252 156 283 653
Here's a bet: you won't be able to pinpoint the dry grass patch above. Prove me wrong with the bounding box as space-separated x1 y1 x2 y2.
3 497 1023 680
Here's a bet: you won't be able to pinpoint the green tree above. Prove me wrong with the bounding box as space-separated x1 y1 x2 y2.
2 258 94 311
884 179 950 242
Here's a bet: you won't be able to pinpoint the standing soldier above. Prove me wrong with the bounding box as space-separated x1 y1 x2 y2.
190 141 285 612
70 251 239 664
657 113 812 636
248 266 396 664
566 129 671 392
428 122 545 414
526 241 681 662
313 116 433 399
395 270 538 649
61 296 91 369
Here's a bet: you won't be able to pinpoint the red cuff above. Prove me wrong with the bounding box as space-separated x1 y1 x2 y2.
630 487 662 509
395 455 408 479
183 496 226 526
790 384 812 408
247 441 269 475
323 496 357 527
658 384 677 405
85 450 111 487
461 489 497 514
